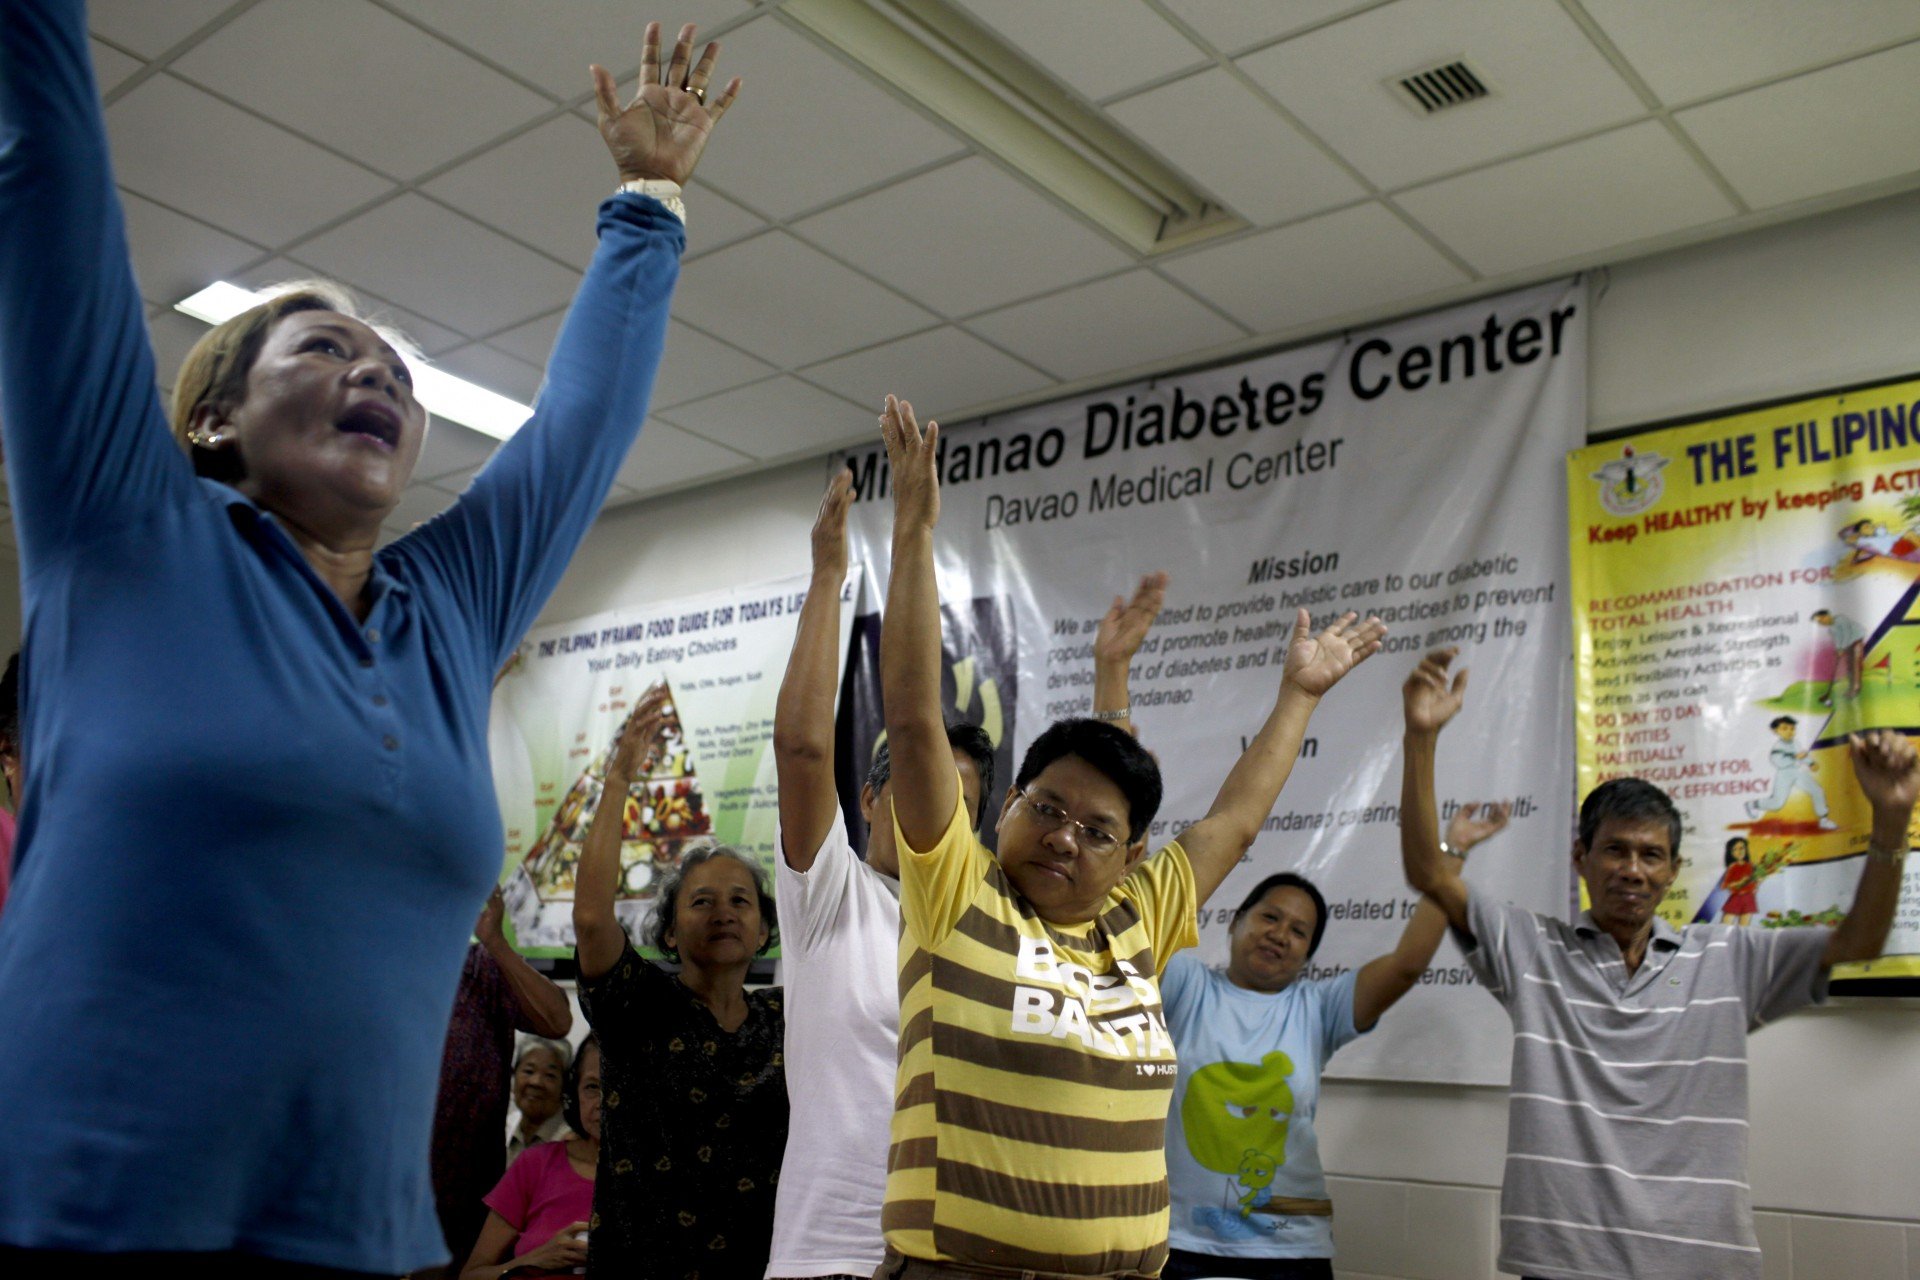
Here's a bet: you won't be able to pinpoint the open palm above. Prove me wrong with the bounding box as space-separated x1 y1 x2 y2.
593 22 741 185
1283 609 1386 697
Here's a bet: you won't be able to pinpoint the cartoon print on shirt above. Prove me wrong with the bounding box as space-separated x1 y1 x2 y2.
1181 1050 1296 1241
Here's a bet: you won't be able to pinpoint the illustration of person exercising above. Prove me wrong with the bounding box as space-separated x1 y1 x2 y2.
1747 716 1837 830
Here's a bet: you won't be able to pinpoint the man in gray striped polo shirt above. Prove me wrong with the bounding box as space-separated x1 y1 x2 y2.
1397 649 1918 1280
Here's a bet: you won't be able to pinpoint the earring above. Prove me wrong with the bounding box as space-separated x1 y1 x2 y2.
191 429 229 449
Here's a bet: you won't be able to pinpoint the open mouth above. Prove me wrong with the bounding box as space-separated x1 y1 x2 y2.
337 400 402 450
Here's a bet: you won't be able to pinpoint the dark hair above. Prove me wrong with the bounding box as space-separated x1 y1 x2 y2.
1013 719 1162 841
561 1033 599 1136
0 651 18 753
864 723 998 832
1724 836 1750 866
1770 715 1796 731
1231 872 1329 956
1578 778 1682 858
1812 609 1833 621
644 843 778 961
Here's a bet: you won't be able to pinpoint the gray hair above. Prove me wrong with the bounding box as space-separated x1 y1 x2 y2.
513 1035 572 1071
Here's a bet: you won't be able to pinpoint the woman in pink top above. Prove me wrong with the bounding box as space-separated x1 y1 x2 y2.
461 1035 600 1279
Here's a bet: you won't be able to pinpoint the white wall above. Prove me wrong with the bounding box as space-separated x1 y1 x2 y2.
534 188 1920 1280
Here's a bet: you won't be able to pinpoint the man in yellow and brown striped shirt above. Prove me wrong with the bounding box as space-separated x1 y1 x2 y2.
874 396 1385 1278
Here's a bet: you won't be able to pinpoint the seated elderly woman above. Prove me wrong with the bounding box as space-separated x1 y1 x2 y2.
460 1036 603 1280
507 1037 575 1163
573 688 788 1280
0 4 738 1273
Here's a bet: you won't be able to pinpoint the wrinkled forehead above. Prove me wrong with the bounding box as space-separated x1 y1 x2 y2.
1585 815 1675 856
683 857 758 894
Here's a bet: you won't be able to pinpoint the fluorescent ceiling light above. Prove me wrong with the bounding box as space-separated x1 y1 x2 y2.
781 0 1244 254
174 282 533 441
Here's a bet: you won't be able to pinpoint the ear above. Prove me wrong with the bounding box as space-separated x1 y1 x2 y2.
186 400 238 452
1122 836 1150 872
995 784 1021 833
859 783 879 826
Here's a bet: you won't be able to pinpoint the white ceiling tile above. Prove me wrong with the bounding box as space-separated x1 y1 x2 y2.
801 328 1053 422
292 194 581 338
1584 0 1920 105
616 420 753 495
413 422 501 483
119 192 262 307
791 157 1131 317
1238 0 1645 189
1397 121 1735 276
599 482 642 511
388 484 460 531
1158 203 1466 333
965 270 1244 381
684 181 770 255
667 16 965 219
488 311 567 368
431 343 546 406
90 37 143 94
172 1 555 181
650 322 776 410
384 0 749 98
105 75 393 245
1107 67 1367 226
146 309 219 402
235 259 470 359
88 0 234 58
950 0 1207 101
1677 41 1920 210
671 232 936 367
1159 0 1375 54
660 377 867 459
425 115 608 269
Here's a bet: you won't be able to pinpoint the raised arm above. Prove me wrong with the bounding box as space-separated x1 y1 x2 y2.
774 469 854 870
573 683 673 980
878 396 955 850
394 21 743 665
1354 801 1509 1029
1823 729 1919 967
1181 609 1386 904
1400 650 1472 934
1092 573 1168 734
0 0 193 552
476 886 572 1039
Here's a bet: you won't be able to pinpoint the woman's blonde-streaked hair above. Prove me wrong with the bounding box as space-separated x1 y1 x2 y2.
167 280 389 482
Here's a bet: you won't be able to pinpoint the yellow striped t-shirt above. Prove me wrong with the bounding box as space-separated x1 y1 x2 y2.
883 786 1198 1276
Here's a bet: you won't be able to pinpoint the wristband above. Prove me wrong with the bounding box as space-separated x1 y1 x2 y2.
617 178 686 225
1092 708 1131 722
1866 843 1907 865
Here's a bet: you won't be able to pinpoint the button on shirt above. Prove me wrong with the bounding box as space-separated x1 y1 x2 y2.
0 5 685 1268
1462 885 1830 1280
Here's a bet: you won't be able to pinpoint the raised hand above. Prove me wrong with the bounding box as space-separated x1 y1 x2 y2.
1445 800 1512 855
1095 572 1169 666
592 21 742 185
880 394 940 534
1403 648 1467 735
1849 729 1920 820
475 885 507 944
1282 608 1386 698
609 683 674 779
812 467 854 580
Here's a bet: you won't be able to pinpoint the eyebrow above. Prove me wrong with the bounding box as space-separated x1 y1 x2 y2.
304 320 404 364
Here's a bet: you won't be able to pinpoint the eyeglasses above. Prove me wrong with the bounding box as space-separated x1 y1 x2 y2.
1017 788 1123 855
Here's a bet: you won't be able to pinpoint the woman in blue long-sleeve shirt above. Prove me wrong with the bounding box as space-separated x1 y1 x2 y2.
0 6 738 1273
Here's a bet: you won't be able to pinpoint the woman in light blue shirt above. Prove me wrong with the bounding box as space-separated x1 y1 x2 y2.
1160 805 1508 1280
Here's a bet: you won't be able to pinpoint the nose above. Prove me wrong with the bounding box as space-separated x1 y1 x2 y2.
1041 824 1079 855
350 355 403 400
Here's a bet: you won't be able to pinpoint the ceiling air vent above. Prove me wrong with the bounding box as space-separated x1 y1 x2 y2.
1391 59 1492 115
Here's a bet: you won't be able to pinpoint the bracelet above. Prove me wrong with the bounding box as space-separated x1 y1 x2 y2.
1091 708 1132 722
617 177 686 225
1866 843 1907 865
1440 839 1466 860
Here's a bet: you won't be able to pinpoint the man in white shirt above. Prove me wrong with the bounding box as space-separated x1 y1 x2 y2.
765 470 993 1280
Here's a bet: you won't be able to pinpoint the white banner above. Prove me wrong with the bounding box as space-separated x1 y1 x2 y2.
834 279 1587 1084
490 570 861 956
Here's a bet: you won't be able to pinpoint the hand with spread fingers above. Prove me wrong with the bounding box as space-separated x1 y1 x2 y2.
609 682 675 780
1095 573 1169 667
1445 801 1512 856
1403 647 1468 736
880 394 941 535
1282 608 1388 699
593 20 742 185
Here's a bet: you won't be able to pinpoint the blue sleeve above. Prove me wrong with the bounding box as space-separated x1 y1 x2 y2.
1316 969 1364 1061
1158 951 1202 1037
0 0 196 565
386 193 683 669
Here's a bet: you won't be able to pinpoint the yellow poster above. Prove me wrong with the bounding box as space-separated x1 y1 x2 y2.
1569 378 1920 982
